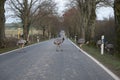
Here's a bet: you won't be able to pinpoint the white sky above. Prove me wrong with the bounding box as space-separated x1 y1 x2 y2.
54 0 68 15
54 0 114 20
5 0 114 23
96 7 114 20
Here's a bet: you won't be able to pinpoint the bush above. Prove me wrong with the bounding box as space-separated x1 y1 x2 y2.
4 37 18 48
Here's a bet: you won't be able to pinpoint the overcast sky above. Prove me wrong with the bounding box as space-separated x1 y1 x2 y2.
96 7 114 20
5 0 114 23
54 0 114 20
54 0 68 15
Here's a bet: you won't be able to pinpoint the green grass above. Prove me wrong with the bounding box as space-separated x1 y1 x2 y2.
82 45 120 77
0 39 48 54
0 43 36 54
0 42 37 54
0 47 19 54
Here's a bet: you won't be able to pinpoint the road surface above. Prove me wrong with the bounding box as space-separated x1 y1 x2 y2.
0 39 116 80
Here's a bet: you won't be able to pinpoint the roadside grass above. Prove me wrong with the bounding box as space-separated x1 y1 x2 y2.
82 44 120 77
0 38 48 54
0 42 36 54
0 47 18 54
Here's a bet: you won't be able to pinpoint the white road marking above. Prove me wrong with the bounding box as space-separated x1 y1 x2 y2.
68 39 120 80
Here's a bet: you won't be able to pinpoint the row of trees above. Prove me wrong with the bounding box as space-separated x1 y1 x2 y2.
63 0 120 53
0 0 60 48
7 0 57 40
95 18 115 43
0 0 120 53
63 0 113 41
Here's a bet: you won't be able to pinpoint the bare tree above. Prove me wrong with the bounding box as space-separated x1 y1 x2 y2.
32 0 57 38
0 0 6 48
67 0 113 43
95 18 115 43
114 0 120 52
63 7 81 38
97 0 120 53
74 0 97 42
7 0 54 40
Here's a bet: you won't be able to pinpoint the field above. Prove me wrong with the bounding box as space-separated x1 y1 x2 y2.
5 28 42 38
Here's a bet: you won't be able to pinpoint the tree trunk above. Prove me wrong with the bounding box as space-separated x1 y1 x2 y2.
114 0 120 52
23 20 30 41
41 26 46 38
0 0 6 48
22 0 30 41
81 27 85 39
77 1 86 40
89 1 96 42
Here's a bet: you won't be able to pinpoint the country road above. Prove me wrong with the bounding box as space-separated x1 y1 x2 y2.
0 39 116 80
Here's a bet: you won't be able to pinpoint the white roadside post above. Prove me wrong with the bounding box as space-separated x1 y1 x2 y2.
101 35 104 55
37 36 39 43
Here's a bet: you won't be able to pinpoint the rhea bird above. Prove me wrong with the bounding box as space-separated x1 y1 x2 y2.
17 35 27 48
54 37 65 51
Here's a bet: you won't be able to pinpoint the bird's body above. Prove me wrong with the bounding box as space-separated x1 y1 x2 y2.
54 38 64 51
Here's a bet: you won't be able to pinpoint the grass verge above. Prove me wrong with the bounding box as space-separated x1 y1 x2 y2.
0 39 48 54
0 47 18 54
0 42 37 54
82 44 120 77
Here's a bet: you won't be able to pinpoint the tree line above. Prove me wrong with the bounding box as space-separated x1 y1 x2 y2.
0 0 120 54
0 0 60 48
62 0 120 54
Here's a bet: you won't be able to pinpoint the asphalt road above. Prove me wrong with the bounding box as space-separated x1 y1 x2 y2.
0 39 115 80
